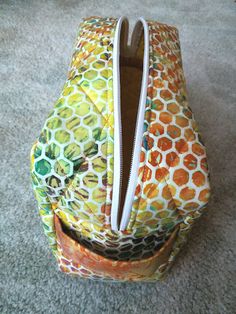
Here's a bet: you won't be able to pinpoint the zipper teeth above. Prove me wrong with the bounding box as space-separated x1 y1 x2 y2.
119 18 149 231
118 64 123 217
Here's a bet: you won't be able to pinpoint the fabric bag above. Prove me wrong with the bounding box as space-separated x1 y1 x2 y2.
30 16 211 281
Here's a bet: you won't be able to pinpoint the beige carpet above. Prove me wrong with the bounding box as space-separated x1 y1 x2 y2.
0 0 236 313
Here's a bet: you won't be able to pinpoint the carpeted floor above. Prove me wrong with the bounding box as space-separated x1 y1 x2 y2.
1 1 236 313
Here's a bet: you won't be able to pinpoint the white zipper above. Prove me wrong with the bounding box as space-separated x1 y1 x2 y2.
119 18 149 231
111 17 149 231
110 16 128 230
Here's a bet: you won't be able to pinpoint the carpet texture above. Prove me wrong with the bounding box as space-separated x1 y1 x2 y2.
0 1 236 313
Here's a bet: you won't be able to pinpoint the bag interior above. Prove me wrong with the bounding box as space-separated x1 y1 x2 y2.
119 20 145 221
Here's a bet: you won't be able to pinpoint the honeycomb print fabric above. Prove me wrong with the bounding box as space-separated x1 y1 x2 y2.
30 16 211 281
127 22 211 232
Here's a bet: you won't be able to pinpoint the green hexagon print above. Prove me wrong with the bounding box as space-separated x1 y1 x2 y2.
30 17 118 256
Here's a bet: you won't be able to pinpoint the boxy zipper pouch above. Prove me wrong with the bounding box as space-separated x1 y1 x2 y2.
30 16 211 281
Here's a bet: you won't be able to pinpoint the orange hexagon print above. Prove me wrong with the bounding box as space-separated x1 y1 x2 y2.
127 21 210 233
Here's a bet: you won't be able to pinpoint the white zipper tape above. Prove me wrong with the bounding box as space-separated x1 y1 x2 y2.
111 16 128 231
119 17 149 231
